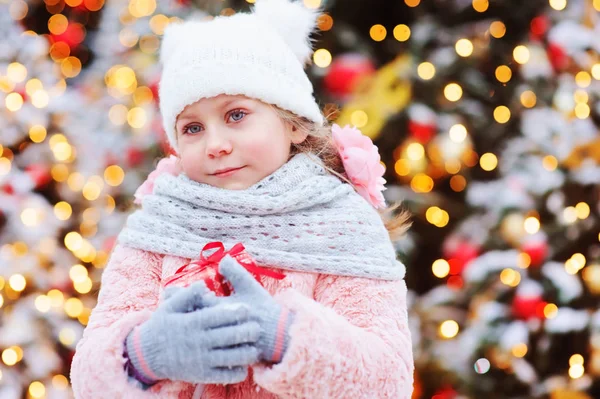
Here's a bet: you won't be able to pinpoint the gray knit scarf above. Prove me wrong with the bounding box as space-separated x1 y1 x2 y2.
117 153 405 280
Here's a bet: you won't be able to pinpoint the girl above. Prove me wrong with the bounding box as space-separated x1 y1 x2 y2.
70 0 414 398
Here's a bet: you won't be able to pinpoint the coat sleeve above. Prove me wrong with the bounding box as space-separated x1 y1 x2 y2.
251 274 414 399
70 244 193 398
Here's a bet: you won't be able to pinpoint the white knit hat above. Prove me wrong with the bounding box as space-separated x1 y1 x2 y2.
158 0 324 154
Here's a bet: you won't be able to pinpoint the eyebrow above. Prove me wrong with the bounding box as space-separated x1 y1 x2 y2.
177 98 247 123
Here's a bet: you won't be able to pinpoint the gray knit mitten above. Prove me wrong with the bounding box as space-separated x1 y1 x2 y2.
201 256 296 364
125 282 260 386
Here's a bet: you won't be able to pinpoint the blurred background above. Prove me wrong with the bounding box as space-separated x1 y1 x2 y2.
0 0 599 398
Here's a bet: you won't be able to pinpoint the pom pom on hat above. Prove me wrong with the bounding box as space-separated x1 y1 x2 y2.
253 0 321 65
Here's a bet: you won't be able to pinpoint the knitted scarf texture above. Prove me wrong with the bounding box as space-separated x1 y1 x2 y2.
117 153 405 280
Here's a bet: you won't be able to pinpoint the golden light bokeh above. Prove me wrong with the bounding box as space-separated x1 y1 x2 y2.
432 259 450 278
549 0 567 11
472 0 489 12
5 92 24 112
512 343 528 358
51 164 70 182
149 14 170 35
48 14 68 35
449 124 467 143
493 106 511 123
317 14 334 31
29 381 45 399
54 201 72 221
569 364 584 379
25 79 43 96
370 24 387 42
29 125 47 143
592 63 600 80
127 107 147 128
417 62 435 80
513 45 530 64
480 152 498 171
393 24 411 42
520 90 537 108
450 175 467 192
490 21 506 38
542 155 558 171
575 202 590 219
455 39 473 57
303 0 321 8
406 142 425 160
52 375 70 390
61 57 82 79
313 49 332 68
570 354 584 366
574 103 590 119
495 65 512 83
7 63 27 83
9 274 26 292
411 173 434 193
575 71 592 88
500 268 521 287
439 320 459 338
84 0 105 11
394 159 410 176
444 83 463 102
104 165 125 187
544 303 558 319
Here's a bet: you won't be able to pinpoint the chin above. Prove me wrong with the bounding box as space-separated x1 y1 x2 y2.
217 181 254 190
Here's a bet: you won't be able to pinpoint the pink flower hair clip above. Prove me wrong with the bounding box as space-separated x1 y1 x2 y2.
331 123 387 209
133 155 183 205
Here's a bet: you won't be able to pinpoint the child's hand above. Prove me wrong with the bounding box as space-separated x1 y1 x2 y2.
125 281 260 385
201 256 295 364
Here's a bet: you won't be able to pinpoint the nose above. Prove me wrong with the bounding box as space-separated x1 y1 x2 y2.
205 130 233 159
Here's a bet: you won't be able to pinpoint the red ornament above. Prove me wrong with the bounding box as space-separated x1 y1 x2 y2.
323 53 376 98
443 239 479 275
547 43 569 72
512 295 546 320
408 120 436 143
521 238 548 267
163 242 286 296
51 23 86 48
25 164 52 189
126 147 145 167
432 386 458 399
1 183 15 195
530 15 549 41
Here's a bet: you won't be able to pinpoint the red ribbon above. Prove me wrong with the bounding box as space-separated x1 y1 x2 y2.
163 242 286 292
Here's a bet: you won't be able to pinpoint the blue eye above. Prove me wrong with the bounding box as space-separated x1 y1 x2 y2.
229 110 247 122
183 124 202 135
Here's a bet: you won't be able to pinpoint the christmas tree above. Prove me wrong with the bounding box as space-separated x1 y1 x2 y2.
1 0 599 398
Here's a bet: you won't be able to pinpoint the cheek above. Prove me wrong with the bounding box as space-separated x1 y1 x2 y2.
243 133 290 163
179 147 206 180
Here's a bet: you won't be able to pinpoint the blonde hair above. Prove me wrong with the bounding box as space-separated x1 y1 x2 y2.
273 106 412 242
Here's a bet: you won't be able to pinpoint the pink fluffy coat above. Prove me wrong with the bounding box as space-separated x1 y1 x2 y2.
70 244 414 398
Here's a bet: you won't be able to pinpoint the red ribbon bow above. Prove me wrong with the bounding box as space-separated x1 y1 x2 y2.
163 242 286 296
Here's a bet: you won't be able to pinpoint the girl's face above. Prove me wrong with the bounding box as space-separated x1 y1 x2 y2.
175 94 307 190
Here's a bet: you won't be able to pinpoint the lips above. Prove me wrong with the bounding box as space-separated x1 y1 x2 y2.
211 166 245 176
